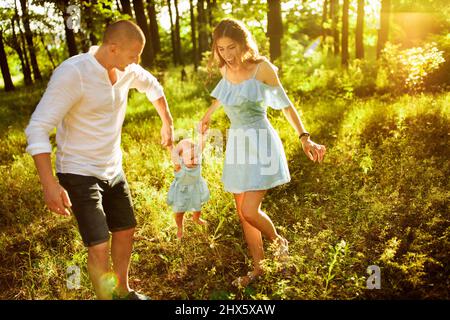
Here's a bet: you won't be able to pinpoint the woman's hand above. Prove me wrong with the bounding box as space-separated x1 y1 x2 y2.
301 138 326 163
197 117 210 135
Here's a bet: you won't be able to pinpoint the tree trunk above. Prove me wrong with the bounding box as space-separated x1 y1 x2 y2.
62 0 78 57
355 0 365 59
132 0 154 67
189 0 198 70
84 1 98 47
197 0 209 59
147 0 161 53
0 29 15 91
330 0 339 55
39 33 56 70
20 0 42 81
167 0 177 65
377 0 391 59
322 0 329 42
341 0 349 67
11 14 32 86
267 0 283 62
174 0 182 64
120 0 133 16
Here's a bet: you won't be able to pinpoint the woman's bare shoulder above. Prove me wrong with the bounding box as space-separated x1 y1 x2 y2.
256 60 280 86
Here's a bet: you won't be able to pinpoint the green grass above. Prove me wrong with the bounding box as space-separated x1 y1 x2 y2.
0 66 448 299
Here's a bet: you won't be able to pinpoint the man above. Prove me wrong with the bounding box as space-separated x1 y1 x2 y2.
25 20 173 300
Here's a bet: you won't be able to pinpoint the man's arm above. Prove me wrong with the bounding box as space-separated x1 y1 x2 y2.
151 96 174 148
25 63 82 215
33 153 72 215
128 64 174 147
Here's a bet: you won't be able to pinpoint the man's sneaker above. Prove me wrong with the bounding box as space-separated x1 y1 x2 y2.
112 290 151 300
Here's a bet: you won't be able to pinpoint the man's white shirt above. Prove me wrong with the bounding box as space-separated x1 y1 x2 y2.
25 46 164 180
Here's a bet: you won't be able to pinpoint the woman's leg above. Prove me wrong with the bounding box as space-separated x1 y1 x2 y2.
234 193 264 277
240 190 285 243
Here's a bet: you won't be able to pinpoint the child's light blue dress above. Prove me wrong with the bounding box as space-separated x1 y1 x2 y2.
210 63 292 193
167 158 210 213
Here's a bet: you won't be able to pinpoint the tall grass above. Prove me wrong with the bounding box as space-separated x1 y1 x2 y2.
0 66 448 299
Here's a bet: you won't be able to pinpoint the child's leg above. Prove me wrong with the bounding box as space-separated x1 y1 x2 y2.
192 211 206 225
175 212 185 239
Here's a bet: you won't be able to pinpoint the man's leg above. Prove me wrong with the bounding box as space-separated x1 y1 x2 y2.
87 241 112 300
111 227 135 296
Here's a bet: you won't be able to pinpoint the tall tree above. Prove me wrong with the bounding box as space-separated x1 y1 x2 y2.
84 0 98 47
341 0 349 66
197 0 209 59
330 0 340 55
189 0 198 70
11 12 32 85
377 0 391 59
267 0 283 61
120 0 133 16
0 28 15 91
132 0 154 67
174 0 182 64
19 0 42 81
62 0 78 57
11 0 33 86
39 33 56 70
147 0 161 54
167 0 177 64
355 0 365 59
322 0 329 43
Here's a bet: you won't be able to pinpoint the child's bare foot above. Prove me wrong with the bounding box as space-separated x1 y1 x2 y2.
193 217 207 225
177 228 183 239
192 212 207 225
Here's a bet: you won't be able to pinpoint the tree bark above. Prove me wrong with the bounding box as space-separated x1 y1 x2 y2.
174 0 182 64
322 0 329 42
330 0 339 55
341 0 349 67
39 33 56 70
267 0 283 62
62 0 78 57
120 0 133 16
197 0 209 59
147 0 161 53
20 0 42 81
132 0 154 67
167 0 177 65
377 0 391 59
189 0 198 70
355 0 365 59
11 13 32 86
0 29 15 91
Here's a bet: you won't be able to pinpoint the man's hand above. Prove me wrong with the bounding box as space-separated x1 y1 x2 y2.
43 180 72 216
161 123 174 147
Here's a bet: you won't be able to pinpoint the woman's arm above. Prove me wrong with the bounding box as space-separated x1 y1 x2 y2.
258 61 326 163
199 99 221 134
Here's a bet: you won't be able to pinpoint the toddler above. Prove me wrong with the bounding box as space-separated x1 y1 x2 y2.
167 136 209 239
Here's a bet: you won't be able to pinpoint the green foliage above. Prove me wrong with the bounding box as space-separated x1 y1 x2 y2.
0 63 448 300
378 42 446 93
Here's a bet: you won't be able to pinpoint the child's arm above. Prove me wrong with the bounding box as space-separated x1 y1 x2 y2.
169 144 182 172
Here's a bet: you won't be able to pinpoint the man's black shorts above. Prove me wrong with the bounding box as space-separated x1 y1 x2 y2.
57 170 137 247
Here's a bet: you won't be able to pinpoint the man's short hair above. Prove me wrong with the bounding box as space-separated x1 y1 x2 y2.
103 20 145 45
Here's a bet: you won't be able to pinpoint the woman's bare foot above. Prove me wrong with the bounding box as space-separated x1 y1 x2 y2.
232 270 262 288
273 236 289 261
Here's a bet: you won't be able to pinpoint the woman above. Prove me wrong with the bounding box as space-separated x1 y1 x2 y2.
199 18 326 287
